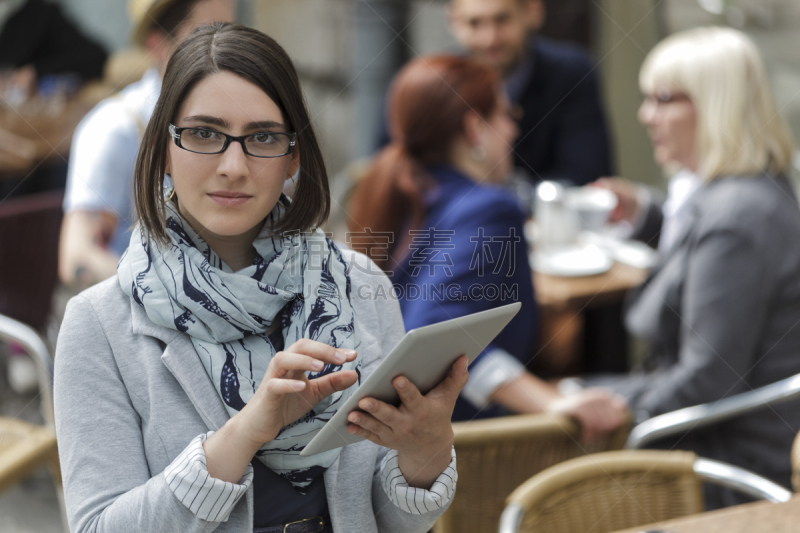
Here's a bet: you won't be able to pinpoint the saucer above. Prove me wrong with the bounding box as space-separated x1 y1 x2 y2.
581 231 659 270
532 244 613 277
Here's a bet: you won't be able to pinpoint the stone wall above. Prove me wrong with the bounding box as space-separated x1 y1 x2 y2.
253 0 356 177
252 0 457 177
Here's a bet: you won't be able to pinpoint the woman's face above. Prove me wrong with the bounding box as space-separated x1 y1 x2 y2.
481 92 519 183
638 87 698 171
167 71 298 242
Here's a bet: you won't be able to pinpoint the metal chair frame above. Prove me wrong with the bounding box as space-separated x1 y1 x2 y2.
0 313 55 425
625 373 800 449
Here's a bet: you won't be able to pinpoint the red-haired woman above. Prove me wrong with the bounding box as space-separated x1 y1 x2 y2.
348 55 626 438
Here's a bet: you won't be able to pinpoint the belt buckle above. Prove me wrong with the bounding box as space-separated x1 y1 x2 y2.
283 515 325 533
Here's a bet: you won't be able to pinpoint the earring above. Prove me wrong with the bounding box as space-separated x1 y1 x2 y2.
287 173 296 186
471 145 487 162
167 188 176 202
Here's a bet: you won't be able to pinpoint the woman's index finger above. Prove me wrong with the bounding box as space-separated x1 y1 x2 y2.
285 338 356 365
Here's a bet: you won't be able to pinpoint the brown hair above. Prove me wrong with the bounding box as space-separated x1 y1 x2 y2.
348 55 499 269
134 22 329 244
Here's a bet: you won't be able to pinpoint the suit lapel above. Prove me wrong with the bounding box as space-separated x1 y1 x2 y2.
642 188 705 284
160 335 231 431
130 298 231 431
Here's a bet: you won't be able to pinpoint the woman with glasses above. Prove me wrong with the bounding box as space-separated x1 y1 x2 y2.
53 23 464 533
589 27 800 508
347 55 627 439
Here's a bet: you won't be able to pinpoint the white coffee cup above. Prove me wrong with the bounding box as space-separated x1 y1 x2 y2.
565 187 618 232
535 181 579 248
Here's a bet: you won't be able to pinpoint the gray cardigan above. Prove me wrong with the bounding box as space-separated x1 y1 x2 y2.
606 174 800 503
54 250 451 532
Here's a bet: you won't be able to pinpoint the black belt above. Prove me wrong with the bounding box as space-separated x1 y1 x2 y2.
253 515 332 533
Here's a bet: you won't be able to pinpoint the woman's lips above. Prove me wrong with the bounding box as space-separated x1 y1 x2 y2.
208 192 252 206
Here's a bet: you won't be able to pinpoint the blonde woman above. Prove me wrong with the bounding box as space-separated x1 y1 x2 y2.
592 27 800 508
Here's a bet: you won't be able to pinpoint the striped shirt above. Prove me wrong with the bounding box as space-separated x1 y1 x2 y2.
165 431 457 521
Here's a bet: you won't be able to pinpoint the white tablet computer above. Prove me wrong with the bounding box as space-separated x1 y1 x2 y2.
300 302 521 456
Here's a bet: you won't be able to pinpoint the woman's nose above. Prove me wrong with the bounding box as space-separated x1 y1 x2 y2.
638 99 656 125
216 140 249 179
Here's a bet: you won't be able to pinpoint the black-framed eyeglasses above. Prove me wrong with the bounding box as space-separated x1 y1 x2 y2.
168 124 296 158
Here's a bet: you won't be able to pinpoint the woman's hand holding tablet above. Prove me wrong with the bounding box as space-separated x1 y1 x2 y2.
299 302 521 473
347 356 469 489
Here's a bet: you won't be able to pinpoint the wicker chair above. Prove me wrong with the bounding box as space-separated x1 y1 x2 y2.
432 413 629 533
499 450 792 533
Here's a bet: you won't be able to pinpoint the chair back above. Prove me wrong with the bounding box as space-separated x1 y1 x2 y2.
433 413 628 533
503 450 703 533
0 190 64 331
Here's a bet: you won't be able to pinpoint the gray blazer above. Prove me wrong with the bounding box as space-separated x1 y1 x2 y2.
53 250 451 533
608 174 800 501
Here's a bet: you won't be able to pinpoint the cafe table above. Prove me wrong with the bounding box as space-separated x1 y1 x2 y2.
535 261 648 312
0 82 110 176
532 260 649 374
611 495 800 533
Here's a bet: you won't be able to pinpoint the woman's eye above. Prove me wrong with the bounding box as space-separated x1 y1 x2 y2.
251 133 276 144
189 128 220 140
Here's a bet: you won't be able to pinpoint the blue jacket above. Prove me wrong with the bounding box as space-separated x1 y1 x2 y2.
390 166 538 420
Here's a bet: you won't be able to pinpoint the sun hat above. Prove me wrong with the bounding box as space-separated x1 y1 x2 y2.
128 0 187 46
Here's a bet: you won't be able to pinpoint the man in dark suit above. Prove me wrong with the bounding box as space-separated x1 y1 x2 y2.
447 0 613 186
445 0 625 377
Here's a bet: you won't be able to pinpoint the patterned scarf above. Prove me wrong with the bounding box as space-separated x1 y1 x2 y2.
117 196 361 492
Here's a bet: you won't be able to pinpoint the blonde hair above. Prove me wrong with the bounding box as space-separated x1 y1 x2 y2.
639 27 794 179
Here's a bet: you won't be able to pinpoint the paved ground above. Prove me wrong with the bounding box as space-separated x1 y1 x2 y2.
0 345 64 533
0 475 63 533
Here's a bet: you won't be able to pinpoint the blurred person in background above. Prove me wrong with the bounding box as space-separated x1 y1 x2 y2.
0 0 106 99
447 0 627 375
58 0 235 290
446 0 612 186
349 55 626 440
374 0 612 187
0 0 107 201
0 0 107 393
586 27 800 508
